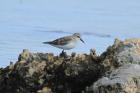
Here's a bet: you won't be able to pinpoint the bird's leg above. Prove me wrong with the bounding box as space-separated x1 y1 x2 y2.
61 49 64 56
62 49 64 54
60 49 67 58
60 49 64 57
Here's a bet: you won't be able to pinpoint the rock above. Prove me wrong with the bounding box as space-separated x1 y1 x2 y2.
37 87 52 93
71 52 76 58
115 38 140 65
0 38 140 93
86 64 140 93
9 61 14 70
0 49 100 93
90 48 100 62
100 38 140 71
18 49 32 62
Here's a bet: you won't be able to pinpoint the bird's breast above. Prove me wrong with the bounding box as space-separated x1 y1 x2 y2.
53 41 77 50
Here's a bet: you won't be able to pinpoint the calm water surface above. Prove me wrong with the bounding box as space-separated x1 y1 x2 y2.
0 0 140 67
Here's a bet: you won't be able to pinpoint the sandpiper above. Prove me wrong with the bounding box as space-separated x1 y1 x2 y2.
43 33 85 52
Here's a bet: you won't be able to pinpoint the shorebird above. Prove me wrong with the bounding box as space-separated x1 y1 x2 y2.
43 33 85 53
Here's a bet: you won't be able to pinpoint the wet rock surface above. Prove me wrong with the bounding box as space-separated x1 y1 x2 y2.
0 38 140 93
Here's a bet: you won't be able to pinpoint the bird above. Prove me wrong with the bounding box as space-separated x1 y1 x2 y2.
43 33 85 53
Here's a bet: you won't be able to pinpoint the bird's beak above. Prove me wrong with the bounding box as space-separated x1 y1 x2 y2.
80 38 85 44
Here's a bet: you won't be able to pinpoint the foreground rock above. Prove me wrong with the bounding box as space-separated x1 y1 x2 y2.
0 49 101 93
86 38 140 93
86 64 140 93
0 38 140 93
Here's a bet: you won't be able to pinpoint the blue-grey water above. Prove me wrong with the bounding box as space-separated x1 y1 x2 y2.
0 0 140 67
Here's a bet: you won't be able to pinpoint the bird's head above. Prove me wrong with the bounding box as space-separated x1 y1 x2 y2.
73 33 85 43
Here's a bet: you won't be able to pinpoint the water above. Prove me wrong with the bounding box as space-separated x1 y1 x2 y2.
0 0 140 67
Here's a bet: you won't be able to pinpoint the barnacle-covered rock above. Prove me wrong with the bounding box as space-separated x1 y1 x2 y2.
0 38 140 93
0 48 100 93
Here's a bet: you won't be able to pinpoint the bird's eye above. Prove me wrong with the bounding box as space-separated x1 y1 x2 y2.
77 36 80 38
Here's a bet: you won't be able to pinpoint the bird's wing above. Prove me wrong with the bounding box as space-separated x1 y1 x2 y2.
48 36 73 45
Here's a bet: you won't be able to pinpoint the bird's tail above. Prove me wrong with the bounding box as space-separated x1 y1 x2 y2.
43 41 50 44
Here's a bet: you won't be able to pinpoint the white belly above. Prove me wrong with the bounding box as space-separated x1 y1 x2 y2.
52 41 77 50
